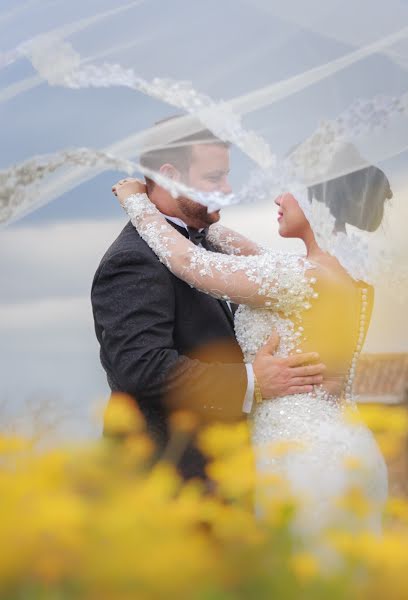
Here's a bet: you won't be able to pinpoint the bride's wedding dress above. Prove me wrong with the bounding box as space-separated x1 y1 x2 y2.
123 193 388 537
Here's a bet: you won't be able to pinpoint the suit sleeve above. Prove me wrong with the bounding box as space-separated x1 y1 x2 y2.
91 249 248 422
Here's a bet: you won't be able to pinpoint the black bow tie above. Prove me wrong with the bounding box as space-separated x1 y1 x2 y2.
187 227 208 246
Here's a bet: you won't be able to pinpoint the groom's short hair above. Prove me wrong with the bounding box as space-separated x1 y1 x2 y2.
140 115 229 191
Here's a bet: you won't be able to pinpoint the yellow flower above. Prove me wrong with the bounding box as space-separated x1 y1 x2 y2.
103 393 145 435
5 396 408 598
121 433 155 465
0 435 30 454
169 410 199 434
197 421 250 459
359 405 408 436
386 497 408 524
336 485 373 518
375 432 404 459
206 446 256 498
290 552 319 582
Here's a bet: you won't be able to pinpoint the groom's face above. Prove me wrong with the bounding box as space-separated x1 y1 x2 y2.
177 143 232 226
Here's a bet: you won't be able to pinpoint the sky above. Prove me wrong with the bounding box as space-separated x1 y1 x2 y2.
1 0 407 444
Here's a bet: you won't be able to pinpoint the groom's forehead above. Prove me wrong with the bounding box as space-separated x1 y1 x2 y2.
190 143 230 170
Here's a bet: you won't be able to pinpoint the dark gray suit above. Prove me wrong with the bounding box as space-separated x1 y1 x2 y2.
91 220 247 480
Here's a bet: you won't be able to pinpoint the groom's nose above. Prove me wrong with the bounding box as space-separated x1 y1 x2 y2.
219 178 232 195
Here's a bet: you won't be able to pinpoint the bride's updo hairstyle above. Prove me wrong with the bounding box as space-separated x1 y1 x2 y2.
307 145 393 233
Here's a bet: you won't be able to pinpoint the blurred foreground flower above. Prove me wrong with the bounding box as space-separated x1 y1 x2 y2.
103 393 146 436
0 402 407 598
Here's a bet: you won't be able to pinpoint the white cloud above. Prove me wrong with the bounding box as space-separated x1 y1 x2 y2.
0 295 89 329
0 216 127 302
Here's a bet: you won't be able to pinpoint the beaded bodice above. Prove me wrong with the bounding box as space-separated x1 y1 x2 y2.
235 274 371 404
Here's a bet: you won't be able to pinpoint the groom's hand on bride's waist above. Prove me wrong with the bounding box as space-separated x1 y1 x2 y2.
252 332 325 400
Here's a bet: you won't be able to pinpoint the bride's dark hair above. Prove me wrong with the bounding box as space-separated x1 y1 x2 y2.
307 146 393 233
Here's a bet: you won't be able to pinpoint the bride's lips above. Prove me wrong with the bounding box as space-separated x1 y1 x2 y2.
277 211 284 222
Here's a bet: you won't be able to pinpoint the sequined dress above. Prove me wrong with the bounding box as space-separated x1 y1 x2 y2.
234 301 388 535
123 193 388 535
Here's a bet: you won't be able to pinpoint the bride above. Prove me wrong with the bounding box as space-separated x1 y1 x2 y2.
112 171 390 537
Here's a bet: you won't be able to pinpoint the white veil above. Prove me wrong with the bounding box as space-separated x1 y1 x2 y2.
1 0 407 289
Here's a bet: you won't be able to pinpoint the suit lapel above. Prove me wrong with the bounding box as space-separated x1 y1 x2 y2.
166 219 189 238
218 299 236 329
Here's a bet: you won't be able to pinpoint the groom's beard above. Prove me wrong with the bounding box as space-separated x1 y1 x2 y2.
177 195 221 227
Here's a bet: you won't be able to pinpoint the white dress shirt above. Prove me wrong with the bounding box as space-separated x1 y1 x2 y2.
163 213 255 414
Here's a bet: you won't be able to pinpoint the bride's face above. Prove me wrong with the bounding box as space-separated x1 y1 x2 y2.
275 193 310 238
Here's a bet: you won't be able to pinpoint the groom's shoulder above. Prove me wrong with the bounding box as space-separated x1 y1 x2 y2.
96 220 162 271
102 220 143 256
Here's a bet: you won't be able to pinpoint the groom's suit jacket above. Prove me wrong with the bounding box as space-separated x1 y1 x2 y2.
91 220 247 481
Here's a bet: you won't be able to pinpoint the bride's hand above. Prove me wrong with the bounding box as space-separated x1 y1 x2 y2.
112 178 147 207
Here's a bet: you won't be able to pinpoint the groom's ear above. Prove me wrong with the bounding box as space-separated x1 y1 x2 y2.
159 163 182 182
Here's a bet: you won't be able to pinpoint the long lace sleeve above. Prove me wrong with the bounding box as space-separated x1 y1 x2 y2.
206 223 266 256
124 194 315 313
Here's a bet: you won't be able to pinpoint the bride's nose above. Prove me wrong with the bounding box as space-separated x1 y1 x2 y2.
274 195 282 207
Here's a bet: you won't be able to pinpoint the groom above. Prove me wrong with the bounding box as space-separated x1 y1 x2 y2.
91 117 324 482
